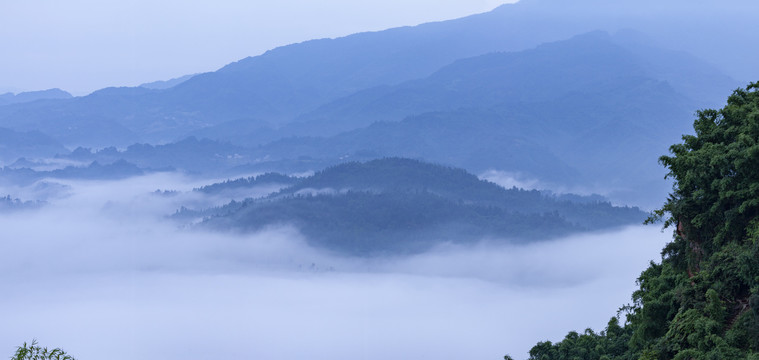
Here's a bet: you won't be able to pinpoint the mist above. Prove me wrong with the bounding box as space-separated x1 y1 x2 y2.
0 173 670 359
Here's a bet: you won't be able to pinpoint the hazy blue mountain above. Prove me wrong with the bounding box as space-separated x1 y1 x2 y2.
285 31 735 137
61 137 253 175
0 127 69 164
183 158 646 255
0 159 144 186
139 74 197 90
33 32 714 206
184 117 276 145
0 88 72 107
0 0 750 147
0 85 233 147
252 110 579 185
250 106 668 206
515 0 759 83
26 32 723 207
241 33 709 207
55 136 314 178
0 87 144 147
609 29 740 109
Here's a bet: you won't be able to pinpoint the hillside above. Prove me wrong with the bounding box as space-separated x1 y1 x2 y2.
514 83 759 360
179 158 646 255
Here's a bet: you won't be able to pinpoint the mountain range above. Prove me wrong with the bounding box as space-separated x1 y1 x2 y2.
0 0 754 209
0 0 752 146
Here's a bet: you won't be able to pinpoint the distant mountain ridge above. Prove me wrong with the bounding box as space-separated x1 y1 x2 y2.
139 74 197 90
0 0 750 147
0 127 68 164
0 159 145 186
282 30 729 137
0 88 72 107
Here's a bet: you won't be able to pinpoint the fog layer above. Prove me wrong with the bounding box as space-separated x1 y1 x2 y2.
0 174 670 359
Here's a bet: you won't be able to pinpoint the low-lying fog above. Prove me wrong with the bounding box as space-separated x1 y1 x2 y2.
0 173 670 359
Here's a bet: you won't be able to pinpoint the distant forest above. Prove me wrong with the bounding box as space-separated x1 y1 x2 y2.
178 158 646 255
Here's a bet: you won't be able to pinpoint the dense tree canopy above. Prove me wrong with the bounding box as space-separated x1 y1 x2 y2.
520 83 759 359
180 158 645 256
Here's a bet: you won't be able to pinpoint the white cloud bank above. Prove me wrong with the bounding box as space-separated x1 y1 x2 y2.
0 173 670 360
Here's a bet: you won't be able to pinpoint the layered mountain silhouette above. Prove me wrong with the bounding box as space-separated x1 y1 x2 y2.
0 0 752 209
27 29 739 207
139 74 197 90
281 31 729 137
0 0 750 147
241 32 732 206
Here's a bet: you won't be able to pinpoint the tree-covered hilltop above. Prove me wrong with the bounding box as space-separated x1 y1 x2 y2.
178 158 646 256
194 172 299 195
276 158 643 230
518 83 759 360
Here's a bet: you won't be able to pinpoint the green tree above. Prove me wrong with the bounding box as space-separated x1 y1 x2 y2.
12 340 76 360
519 83 759 359
650 81 759 251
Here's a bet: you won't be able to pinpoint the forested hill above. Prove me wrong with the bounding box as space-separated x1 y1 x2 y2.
279 158 603 219
195 172 299 195
178 158 646 256
514 84 759 360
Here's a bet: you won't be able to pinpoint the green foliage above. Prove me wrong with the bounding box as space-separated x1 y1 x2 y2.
12 340 75 360
522 83 759 359
650 82 759 249
526 321 632 360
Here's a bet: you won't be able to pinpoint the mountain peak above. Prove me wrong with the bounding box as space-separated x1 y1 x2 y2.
0 88 72 106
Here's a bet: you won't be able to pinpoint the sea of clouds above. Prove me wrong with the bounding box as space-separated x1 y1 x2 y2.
0 172 671 359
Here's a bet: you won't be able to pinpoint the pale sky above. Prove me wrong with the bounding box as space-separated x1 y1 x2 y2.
0 0 515 95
